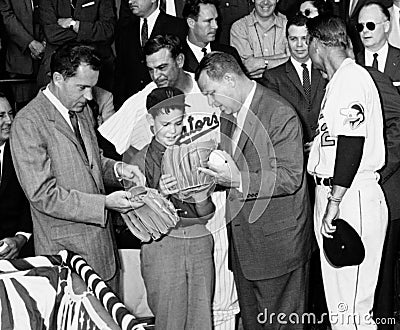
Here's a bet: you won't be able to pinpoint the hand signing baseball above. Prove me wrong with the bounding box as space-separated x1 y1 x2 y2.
198 150 241 188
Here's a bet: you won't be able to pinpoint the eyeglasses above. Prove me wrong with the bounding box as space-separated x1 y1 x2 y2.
356 21 387 32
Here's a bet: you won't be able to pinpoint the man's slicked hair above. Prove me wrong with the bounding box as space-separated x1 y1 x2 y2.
143 34 183 59
359 1 390 21
286 14 309 38
50 43 101 78
195 51 244 81
182 0 218 20
307 15 348 49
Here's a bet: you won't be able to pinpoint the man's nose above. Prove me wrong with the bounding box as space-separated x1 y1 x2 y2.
84 88 93 101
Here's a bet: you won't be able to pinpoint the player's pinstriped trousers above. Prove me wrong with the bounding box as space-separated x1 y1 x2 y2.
314 172 388 330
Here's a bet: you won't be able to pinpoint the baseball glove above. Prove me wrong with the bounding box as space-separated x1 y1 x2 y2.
121 186 179 242
161 140 217 201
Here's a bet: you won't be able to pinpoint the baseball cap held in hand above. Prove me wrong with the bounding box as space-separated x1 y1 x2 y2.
323 218 365 267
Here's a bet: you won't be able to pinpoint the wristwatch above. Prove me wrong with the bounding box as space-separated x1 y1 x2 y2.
69 20 77 30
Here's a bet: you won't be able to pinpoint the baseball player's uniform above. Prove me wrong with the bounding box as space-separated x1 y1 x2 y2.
99 73 240 329
308 58 388 330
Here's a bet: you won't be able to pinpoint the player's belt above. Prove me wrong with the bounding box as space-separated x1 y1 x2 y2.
315 176 333 186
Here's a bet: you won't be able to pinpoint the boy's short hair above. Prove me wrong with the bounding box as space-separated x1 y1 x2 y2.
146 86 188 117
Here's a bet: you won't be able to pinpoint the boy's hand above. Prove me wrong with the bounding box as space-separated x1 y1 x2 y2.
159 174 179 197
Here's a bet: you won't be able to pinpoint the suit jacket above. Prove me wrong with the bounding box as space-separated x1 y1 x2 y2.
365 67 400 221
0 0 43 75
114 4 187 107
10 90 120 280
38 0 117 86
357 45 400 93
262 59 326 143
221 83 313 280
0 142 32 239
182 40 243 74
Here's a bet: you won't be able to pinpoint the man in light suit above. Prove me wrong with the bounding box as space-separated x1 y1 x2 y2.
181 0 242 74
0 94 34 259
356 1 400 93
38 0 117 91
197 52 313 330
262 14 326 146
0 0 45 108
10 44 145 292
114 0 187 108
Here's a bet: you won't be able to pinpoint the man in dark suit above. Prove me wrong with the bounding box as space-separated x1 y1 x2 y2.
38 0 117 91
356 1 400 93
331 0 393 54
181 0 242 73
0 94 33 259
197 52 313 330
262 14 326 145
114 0 187 108
0 0 45 108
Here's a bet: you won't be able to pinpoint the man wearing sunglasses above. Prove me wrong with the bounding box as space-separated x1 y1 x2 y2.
356 1 400 93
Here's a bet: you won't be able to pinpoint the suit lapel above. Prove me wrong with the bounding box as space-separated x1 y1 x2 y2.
311 67 322 101
183 42 199 72
384 45 400 77
286 61 307 99
356 50 366 66
77 110 94 166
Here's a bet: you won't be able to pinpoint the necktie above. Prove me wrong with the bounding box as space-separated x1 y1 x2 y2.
225 114 237 154
159 0 166 12
70 0 77 14
302 63 311 103
141 18 148 48
201 47 207 57
68 111 88 159
372 53 378 70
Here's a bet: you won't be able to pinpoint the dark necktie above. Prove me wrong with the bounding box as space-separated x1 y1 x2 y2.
302 63 311 103
201 47 207 57
70 0 77 14
372 53 379 70
141 18 148 48
159 0 166 12
68 111 88 159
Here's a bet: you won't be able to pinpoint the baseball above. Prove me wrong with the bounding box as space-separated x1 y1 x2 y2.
208 150 228 168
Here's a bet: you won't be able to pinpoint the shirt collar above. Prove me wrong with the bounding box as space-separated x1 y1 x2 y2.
141 7 160 33
290 57 311 71
365 41 389 59
186 37 211 62
43 85 74 129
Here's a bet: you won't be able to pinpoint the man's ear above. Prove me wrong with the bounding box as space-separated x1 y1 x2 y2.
53 72 64 88
176 53 185 68
384 20 390 33
146 113 155 126
223 72 236 87
187 17 196 30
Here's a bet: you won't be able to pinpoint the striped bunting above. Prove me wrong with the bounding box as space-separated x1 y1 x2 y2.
58 250 154 330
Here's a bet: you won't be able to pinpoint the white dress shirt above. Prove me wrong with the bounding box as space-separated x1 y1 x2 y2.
43 85 75 130
140 8 160 45
290 57 312 85
186 38 212 63
365 42 389 73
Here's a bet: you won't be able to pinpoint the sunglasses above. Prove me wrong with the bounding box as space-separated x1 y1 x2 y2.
356 21 387 32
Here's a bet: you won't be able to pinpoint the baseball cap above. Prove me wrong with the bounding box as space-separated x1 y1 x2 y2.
323 218 365 267
146 86 189 112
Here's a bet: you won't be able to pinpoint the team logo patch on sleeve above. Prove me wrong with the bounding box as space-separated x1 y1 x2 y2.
340 102 365 129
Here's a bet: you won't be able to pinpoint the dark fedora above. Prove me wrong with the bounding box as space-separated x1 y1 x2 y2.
323 218 365 267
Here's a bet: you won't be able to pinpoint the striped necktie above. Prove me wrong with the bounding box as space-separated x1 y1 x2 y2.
302 63 311 103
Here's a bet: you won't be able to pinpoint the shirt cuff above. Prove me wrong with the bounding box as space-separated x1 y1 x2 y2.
15 232 31 241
